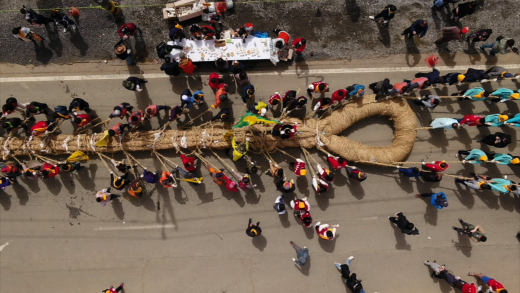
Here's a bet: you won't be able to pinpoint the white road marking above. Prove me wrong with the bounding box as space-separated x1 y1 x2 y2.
1 64 519 83
362 216 379 220
0 242 10 252
95 224 175 231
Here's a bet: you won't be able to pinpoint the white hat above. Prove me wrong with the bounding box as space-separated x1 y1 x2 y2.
308 85 314 90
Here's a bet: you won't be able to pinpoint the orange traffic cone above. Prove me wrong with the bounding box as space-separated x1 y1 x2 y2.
425 54 439 68
68 6 80 17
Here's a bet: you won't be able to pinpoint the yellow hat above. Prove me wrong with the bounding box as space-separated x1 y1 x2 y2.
249 229 257 236
498 115 509 122
501 71 508 77
479 156 488 162
300 169 307 176
511 158 520 164
299 202 306 209
457 74 465 82
510 93 520 100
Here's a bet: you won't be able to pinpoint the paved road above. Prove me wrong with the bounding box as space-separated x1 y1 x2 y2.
1 62 519 293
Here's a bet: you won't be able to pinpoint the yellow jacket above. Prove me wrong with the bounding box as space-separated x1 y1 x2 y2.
232 136 249 161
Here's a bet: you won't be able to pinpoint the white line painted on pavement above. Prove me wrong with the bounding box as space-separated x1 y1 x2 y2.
95 224 175 231
0 242 10 252
362 216 379 220
2 64 519 83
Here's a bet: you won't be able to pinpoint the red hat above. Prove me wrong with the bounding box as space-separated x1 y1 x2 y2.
461 27 469 34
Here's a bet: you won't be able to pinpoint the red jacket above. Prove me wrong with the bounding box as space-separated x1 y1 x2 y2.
208 73 221 90
460 115 482 126
43 162 60 178
411 77 428 89
331 89 347 104
310 82 328 93
277 31 290 45
293 159 307 176
292 38 307 53
181 154 196 172
180 60 196 74
212 87 227 108
424 161 448 172
293 199 310 212
75 114 92 127
118 23 138 38
223 174 239 192
328 156 347 169
30 121 49 136
393 82 408 93
268 93 281 106
461 283 477 293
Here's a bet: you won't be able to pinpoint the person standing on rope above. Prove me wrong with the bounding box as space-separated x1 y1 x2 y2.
430 117 461 129
389 212 419 235
145 105 171 120
231 169 257 190
477 132 511 148
419 171 443 182
273 195 286 214
453 219 487 243
312 175 329 194
455 174 492 191
246 218 262 237
242 85 255 104
276 179 295 193
230 136 249 161
328 154 348 170
265 160 285 179
397 166 420 177
422 160 449 172
414 95 440 108
346 166 367 182
109 103 133 119
127 180 143 199
416 192 449 209
456 149 490 164
307 81 329 97
315 222 338 240
211 86 228 109
141 168 159 184
160 171 176 188
96 187 121 207
110 172 129 191
289 158 307 177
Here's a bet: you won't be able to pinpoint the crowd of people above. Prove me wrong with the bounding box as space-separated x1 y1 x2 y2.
3 2 520 292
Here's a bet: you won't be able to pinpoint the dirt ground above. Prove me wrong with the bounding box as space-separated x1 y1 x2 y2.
0 0 519 66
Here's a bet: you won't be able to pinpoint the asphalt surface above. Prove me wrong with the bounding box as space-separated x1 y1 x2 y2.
0 60 519 292
0 0 519 66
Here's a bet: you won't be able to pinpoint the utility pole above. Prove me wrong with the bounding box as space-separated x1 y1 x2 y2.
93 0 121 14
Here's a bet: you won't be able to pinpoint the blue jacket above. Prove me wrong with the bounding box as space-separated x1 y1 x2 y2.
242 85 255 104
193 90 204 103
348 84 365 97
443 72 461 85
431 192 447 209
169 27 185 41
410 19 429 37
425 69 440 84
398 167 420 177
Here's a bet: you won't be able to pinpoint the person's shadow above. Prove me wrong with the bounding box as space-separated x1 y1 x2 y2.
376 23 391 48
452 232 472 257
318 238 336 253
390 220 411 250
252 234 267 251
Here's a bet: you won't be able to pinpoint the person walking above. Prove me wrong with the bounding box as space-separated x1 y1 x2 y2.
95 187 121 207
12 27 44 43
435 26 468 44
478 36 516 56
401 19 429 40
453 219 487 242
315 222 338 240
50 10 76 32
122 77 147 92
20 5 53 26
334 256 365 293
292 37 307 54
102 283 124 293
246 218 262 237
290 241 309 266
415 192 448 209
467 273 508 293
414 95 440 108
452 1 476 19
467 29 492 43
477 132 511 148
369 4 397 24
118 23 140 39
114 40 134 66
273 195 286 214
389 212 419 235
160 57 180 76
